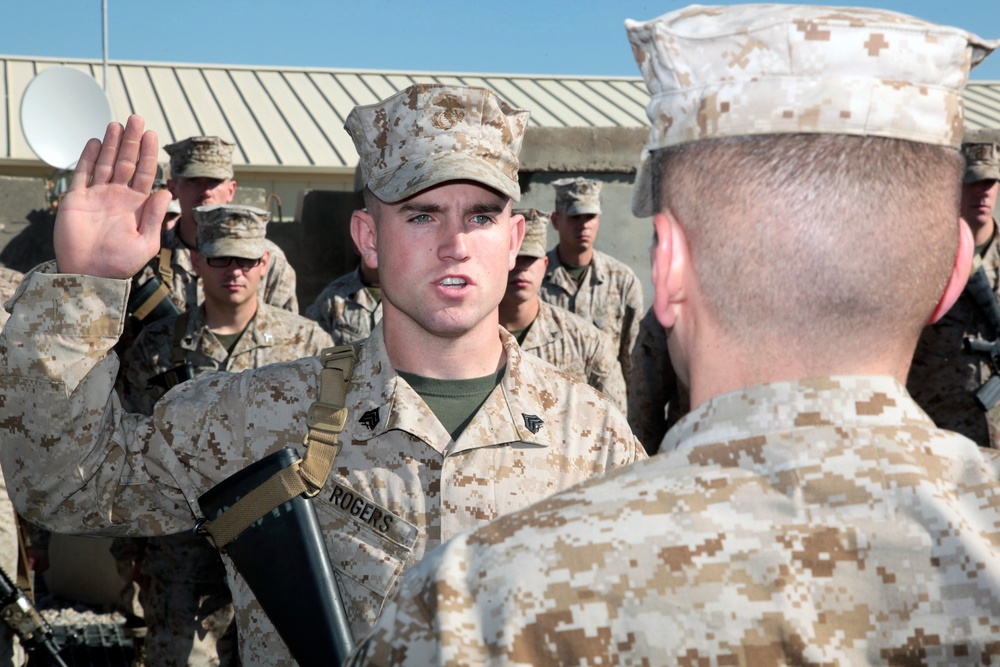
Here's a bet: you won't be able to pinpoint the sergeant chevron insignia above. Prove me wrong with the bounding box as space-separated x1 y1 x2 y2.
522 414 543 434
359 408 380 430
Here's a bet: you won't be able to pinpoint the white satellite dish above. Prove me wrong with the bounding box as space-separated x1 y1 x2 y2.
21 66 113 170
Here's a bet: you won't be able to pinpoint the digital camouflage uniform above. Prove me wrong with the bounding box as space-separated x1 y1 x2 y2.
909 235 1000 447
508 207 626 411
120 205 332 667
120 301 332 666
347 5 1000 666
304 267 382 344
540 248 642 386
0 267 22 667
0 84 644 666
908 138 1000 447
627 307 689 453
520 298 625 411
351 376 1000 666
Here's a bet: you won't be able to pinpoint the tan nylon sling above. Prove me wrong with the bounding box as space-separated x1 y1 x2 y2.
200 344 359 551
132 249 175 321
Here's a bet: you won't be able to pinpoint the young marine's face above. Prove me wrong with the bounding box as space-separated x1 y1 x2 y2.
552 211 601 255
195 251 269 310
169 177 238 217
961 179 1000 232
503 254 548 305
366 181 524 339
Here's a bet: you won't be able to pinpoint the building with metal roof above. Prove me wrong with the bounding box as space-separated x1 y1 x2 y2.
4 55 997 203
1 55 998 307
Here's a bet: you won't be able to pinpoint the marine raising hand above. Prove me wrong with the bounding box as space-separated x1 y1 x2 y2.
55 115 171 279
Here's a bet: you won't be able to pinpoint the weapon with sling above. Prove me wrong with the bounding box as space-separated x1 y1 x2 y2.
962 256 1000 410
195 345 358 666
0 565 68 667
127 249 182 325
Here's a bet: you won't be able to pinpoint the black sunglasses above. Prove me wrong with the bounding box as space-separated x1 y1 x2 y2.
205 256 263 269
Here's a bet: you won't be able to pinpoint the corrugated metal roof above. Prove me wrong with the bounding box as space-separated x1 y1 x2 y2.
2 55 998 172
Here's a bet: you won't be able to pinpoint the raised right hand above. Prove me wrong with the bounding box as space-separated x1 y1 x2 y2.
54 115 172 279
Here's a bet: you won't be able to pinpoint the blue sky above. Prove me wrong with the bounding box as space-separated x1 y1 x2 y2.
1 1 998 80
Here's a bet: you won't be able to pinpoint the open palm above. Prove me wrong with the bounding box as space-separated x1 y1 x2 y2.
54 116 172 279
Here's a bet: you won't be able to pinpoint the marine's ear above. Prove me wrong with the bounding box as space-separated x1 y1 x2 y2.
350 209 378 271
650 211 689 330
927 218 974 325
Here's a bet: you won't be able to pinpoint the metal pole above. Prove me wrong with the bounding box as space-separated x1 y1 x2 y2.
102 0 108 91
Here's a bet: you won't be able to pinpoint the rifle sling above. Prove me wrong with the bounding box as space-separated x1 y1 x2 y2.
132 249 174 321
201 344 358 550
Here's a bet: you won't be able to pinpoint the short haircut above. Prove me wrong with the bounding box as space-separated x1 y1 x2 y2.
362 186 381 219
652 134 962 357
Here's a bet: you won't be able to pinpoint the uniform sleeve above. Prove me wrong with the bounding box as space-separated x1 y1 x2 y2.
118 328 167 417
263 247 299 313
618 274 643 387
627 309 672 453
587 329 628 414
308 323 335 355
0 269 224 536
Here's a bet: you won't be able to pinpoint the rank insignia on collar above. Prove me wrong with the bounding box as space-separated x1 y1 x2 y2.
522 414 543 434
359 408 380 430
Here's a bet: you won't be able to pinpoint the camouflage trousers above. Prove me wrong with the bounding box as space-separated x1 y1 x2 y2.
143 577 237 667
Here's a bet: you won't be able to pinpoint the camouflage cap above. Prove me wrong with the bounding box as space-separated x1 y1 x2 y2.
626 4 1000 216
194 204 269 259
164 136 236 180
514 208 550 259
963 141 1000 183
553 177 602 215
344 84 529 204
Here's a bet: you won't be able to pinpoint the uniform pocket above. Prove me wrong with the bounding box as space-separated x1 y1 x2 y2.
314 480 418 638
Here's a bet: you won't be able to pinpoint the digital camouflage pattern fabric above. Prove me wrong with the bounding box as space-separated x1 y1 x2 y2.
0 267 22 329
0 266 23 667
626 5 1000 216
962 139 1000 183
0 268 642 666
518 300 626 412
118 301 332 666
350 376 1000 666
513 208 549 259
305 268 382 345
540 248 642 385
345 84 529 204
133 222 298 315
119 302 332 415
164 136 236 181
627 307 688 453
195 204 269 260
552 177 601 215
908 237 1000 447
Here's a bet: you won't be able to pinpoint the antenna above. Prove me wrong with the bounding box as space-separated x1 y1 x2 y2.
20 66 114 171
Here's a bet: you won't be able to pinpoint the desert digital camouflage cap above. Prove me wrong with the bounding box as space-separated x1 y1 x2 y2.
514 208 550 258
626 4 1000 217
344 84 529 204
164 136 236 180
962 141 1000 183
553 177 602 215
195 204 269 259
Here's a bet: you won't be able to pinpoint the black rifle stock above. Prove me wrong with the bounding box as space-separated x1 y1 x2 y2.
198 448 354 666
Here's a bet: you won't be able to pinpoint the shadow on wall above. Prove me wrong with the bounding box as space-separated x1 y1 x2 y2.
0 175 56 273
0 208 56 273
